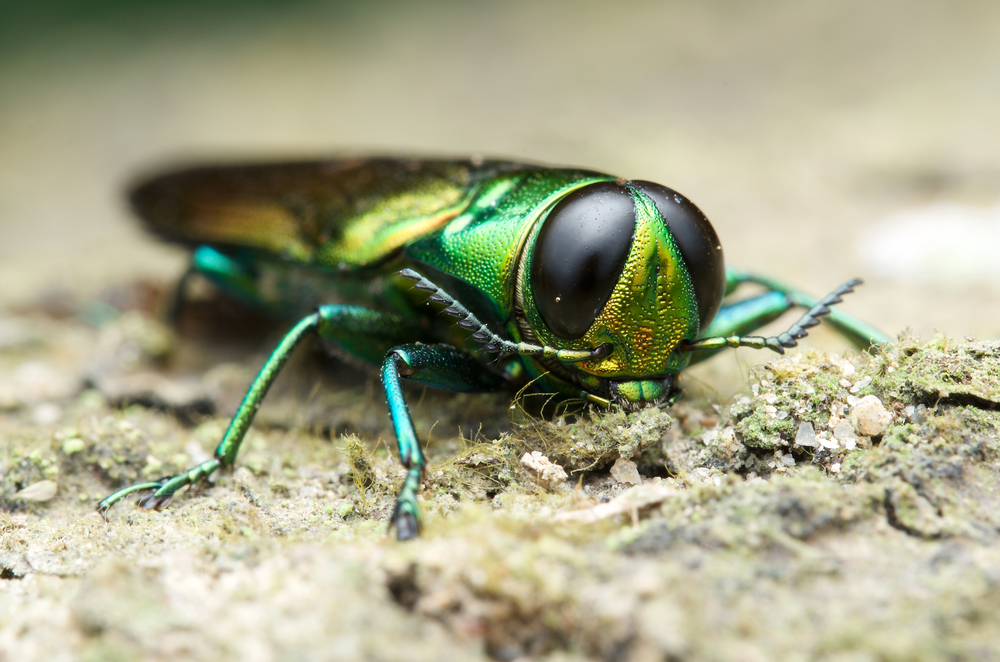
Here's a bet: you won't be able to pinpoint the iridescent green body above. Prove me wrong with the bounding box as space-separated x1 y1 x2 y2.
100 157 890 539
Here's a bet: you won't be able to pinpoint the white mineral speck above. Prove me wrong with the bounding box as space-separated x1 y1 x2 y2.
849 376 872 394
819 433 839 450
850 395 893 437
781 453 795 466
520 451 568 490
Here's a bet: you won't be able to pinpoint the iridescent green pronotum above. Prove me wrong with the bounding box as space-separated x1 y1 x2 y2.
97 157 889 540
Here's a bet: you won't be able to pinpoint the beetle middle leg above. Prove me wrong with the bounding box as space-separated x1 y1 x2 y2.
381 343 508 541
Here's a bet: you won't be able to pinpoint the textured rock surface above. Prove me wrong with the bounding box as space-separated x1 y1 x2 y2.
4 2 1000 660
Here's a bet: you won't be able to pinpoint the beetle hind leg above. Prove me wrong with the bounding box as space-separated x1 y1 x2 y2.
96 313 322 517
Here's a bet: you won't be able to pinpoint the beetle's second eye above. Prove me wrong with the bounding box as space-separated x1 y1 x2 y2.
530 182 636 339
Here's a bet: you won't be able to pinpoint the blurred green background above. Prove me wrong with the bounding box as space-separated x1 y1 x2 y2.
2 0 999 338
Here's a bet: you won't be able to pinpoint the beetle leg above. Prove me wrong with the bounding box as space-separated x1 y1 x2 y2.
720 269 891 348
381 343 508 541
98 305 421 519
399 269 608 363
191 246 265 307
97 312 321 518
166 246 258 322
681 278 878 356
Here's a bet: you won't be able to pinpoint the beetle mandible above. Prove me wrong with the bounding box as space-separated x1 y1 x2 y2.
97 157 889 539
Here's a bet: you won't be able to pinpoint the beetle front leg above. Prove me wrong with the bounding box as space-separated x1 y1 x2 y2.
683 278 882 357
720 269 891 348
381 343 507 541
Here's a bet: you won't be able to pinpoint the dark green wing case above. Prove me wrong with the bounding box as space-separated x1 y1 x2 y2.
129 158 609 320
129 158 543 270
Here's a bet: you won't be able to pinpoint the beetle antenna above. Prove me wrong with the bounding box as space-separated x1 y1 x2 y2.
399 269 607 363
678 278 864 355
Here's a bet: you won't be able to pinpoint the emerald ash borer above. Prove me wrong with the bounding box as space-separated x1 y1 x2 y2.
98 157 889 539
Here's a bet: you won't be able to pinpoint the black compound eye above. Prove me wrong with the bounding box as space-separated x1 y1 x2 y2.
632 182 726 328
530 181 636 339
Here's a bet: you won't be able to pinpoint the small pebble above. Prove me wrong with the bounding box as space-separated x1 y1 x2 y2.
610 457 643 486
908 404 928 424
833 420 858 450
795 422 818 447
520 451 568 490
819 433 839 450
12 480 58 502
851 395 893 437
32 402 62 425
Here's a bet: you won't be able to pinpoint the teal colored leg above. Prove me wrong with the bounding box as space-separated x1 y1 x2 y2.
166 265 197 323
97 312 320 518
381 343 507 540
166 247 268 322
682 278 875 357
98 304 420 519
192 246 264 308
725 269 890 347
316 304 424 365
701 290 794 340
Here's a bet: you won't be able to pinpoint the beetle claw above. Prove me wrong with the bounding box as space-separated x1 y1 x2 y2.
391 500 421 541
394 512 420 541
138 492 174 511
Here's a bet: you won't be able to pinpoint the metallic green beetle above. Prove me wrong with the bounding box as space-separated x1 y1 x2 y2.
98 157 889 539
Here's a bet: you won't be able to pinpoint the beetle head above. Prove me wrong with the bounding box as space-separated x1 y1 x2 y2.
521 179 725 402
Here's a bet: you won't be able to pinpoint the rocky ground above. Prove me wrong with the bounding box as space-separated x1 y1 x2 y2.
3 1 1000 660
2 282 999 661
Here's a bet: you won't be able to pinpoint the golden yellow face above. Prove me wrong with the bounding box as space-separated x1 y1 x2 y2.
519 179 725 383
